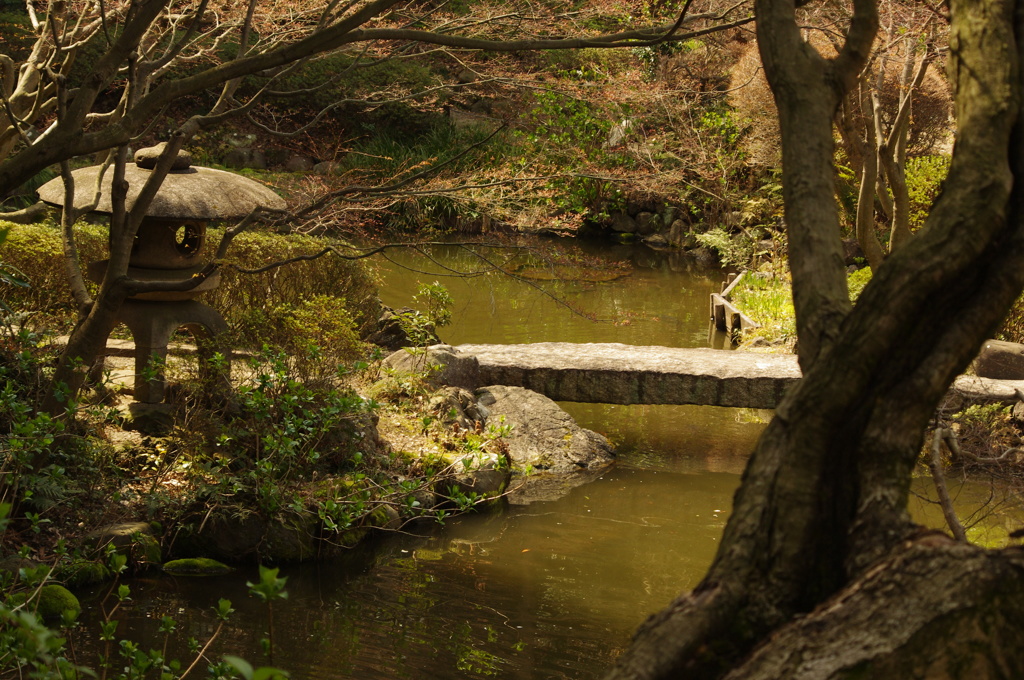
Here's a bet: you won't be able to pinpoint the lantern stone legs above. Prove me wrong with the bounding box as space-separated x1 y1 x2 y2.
117 299 230 404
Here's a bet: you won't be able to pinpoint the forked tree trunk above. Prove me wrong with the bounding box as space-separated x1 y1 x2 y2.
881 37 932 255
856 84 886 270
605 0 1024 677
41 281 129 417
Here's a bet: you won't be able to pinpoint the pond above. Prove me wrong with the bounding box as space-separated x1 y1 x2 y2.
369 238 726 347
73 238 1008 679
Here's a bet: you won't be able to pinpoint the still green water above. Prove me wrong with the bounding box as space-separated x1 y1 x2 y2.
75 239 1008 679
370 239 724 347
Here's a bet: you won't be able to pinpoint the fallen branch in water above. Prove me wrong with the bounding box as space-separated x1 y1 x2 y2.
930 428 968 542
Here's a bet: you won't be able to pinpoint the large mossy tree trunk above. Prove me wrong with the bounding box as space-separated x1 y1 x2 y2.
605 0 1024 677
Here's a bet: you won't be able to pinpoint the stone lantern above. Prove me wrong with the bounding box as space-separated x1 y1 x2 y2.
38 143 286 406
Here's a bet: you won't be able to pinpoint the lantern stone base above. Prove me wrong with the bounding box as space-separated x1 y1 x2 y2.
117 299 230 404
126 402 177 436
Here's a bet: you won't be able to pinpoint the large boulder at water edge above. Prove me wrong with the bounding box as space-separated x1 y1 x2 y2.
974 340 1024 380
609 211 637 233
171 511 322 562
475 385 615 473
383 345 480 390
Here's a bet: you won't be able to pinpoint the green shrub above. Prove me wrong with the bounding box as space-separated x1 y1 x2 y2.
335 121 505 186
695 227 756 268
0 330 109 518
230 295 367 384
698 105 746 149
206 228 380 334
731 267 872 345
385 194 469 232
848 266 872 302
262 53 437 114
0 220 107 322
396 281 453 347
521 90 612 159
188 349 379 513
730 273 796 343
207 229 381 383
0 223 380 342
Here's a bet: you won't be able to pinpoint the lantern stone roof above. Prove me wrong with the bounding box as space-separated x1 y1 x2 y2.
38 144 286 220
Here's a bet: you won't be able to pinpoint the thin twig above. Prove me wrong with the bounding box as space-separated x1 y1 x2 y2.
178 621 224 680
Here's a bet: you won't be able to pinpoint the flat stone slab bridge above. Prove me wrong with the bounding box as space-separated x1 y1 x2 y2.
456 343 799 409
454 342 1024 410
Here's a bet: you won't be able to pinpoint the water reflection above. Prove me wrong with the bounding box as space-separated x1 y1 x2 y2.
562 403 769 475
372 239 725 348
74 417 1020 678
71 242 757 678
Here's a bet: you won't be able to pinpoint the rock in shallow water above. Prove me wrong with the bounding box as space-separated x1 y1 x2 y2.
475 385 615 473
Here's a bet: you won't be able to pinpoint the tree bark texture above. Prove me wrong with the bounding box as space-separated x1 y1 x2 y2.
606 0 1024 677
882 40 931 254
724 537 1024 679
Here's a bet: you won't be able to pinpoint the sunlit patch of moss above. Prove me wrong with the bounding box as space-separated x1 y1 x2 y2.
55 560 111 588
730 273 796 346
731 267 873 347
848 266 872 302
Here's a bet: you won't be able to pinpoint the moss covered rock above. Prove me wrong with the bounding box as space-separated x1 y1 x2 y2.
162 558 233 575
55 560 112 588
37 584 80 621
368 505 402 530
172 511 319 562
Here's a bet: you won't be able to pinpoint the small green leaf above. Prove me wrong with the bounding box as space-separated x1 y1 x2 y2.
253 667 290 680
224 655 254 680
214 598 234 621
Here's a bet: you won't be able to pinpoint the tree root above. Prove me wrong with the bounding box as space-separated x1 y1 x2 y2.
604 583 750 680
721 539 1024 679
